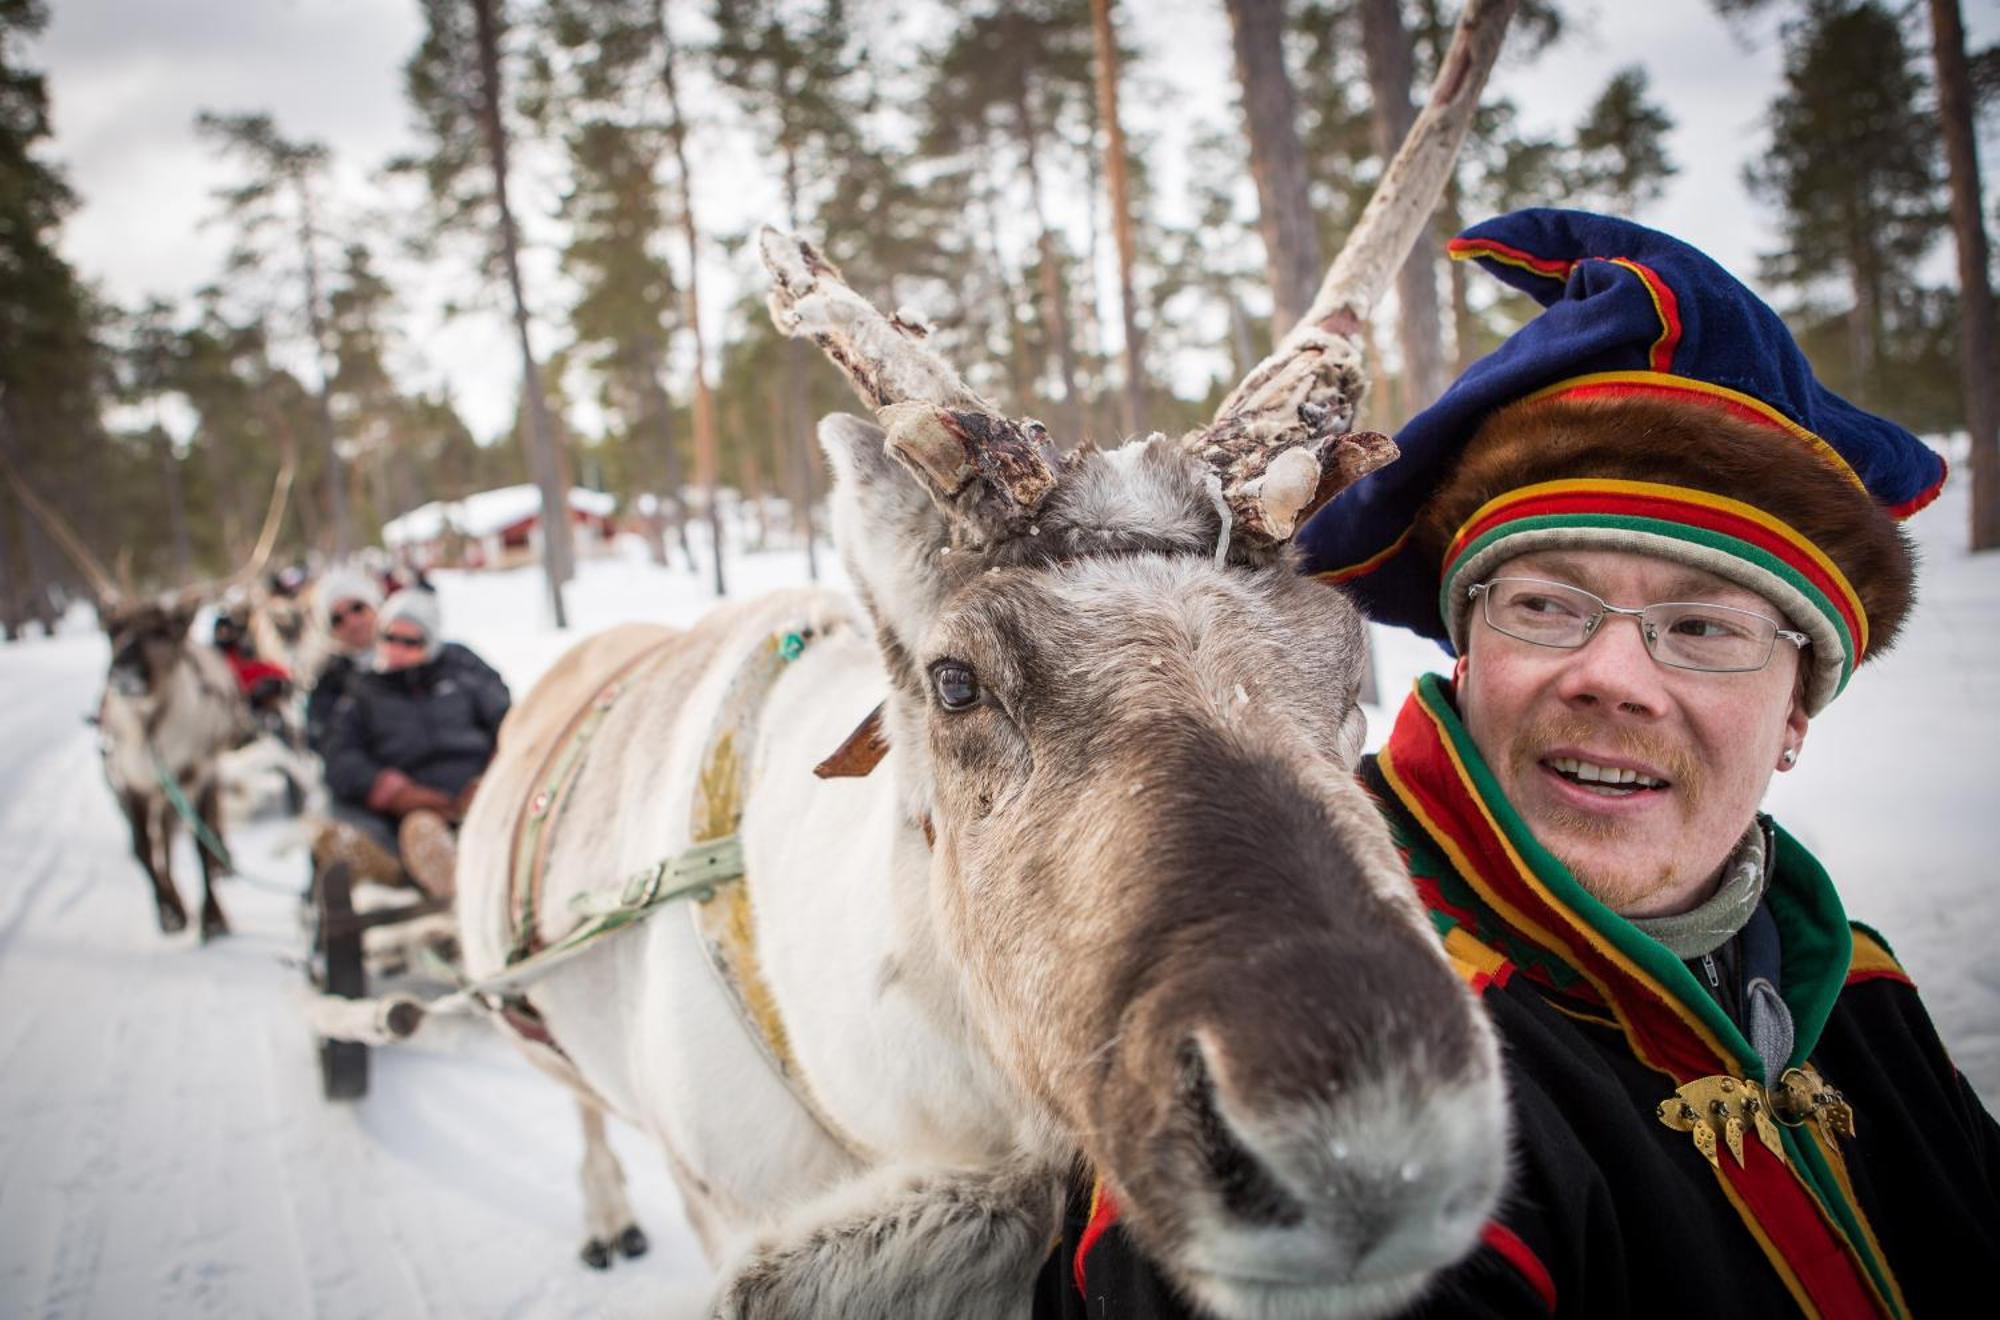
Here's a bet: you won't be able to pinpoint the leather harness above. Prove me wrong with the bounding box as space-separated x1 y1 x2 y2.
498 622 872 1158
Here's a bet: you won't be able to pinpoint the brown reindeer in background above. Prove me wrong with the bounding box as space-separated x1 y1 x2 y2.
3 454 293 940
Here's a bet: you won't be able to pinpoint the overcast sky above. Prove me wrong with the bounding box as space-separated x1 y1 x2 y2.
30 0 2000 446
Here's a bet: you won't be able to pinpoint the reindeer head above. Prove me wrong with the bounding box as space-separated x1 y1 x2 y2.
1 437 294 705
772 6 1518 1313
102 598 201 699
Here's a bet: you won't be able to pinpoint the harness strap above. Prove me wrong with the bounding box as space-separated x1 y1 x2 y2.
506 637 680 963
153 753 233 872
683 625 875 1160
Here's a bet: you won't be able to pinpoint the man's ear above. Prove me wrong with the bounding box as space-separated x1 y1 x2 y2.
1778 700 1809 771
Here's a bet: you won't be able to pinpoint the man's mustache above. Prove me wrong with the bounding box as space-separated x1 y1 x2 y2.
1508 713 1705 820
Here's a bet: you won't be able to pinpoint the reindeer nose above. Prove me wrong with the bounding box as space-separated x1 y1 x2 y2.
1172 1023 1507 1286
1177 1038 1307 1230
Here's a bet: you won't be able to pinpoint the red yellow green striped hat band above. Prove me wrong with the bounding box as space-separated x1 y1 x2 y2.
1439 479 1863 712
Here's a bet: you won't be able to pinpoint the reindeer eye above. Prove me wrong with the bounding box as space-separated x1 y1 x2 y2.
930 661 980 712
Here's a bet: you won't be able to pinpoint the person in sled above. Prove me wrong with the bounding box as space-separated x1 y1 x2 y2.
316 588 509 901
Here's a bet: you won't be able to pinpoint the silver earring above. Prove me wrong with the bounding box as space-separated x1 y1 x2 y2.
1781 748 1798 767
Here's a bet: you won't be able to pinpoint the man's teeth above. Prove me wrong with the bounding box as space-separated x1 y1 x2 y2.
1550 757 1665 788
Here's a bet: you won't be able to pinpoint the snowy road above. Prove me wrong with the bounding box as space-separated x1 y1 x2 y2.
3 484 1997 1317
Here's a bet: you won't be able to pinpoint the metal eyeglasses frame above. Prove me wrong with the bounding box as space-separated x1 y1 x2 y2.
1466 577 1811 674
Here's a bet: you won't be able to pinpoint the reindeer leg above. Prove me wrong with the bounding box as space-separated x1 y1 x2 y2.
575 1099 645 1269
711 1157 1062 1320
194 779 230 942
126 792 185 934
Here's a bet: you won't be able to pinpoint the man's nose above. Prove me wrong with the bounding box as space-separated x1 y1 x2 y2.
1557 611 1668 714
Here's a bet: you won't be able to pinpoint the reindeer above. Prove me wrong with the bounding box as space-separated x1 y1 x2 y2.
2 452 293 940
453 4 1519 1314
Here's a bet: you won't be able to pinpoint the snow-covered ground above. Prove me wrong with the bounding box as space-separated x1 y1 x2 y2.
2 473 1995 1318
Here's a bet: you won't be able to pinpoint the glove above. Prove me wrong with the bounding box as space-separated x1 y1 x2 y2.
368 768 455 819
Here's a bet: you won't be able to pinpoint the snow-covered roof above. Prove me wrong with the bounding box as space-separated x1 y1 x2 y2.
382 485 618 547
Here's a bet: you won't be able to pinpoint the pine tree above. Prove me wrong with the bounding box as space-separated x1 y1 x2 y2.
920 0 1100 442
194 111 353 555
1925 0 1999 551
1746 1 1945 409
0 0 112 631
400 0 573 625
533 0 693 570
713 0 879 576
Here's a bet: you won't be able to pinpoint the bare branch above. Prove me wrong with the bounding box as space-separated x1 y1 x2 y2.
1192 0 1519 547
0 432 123 607
759 227 1060 528
176 425 299 608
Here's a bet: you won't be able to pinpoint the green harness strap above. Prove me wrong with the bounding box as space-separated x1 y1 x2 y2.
153 755 233 873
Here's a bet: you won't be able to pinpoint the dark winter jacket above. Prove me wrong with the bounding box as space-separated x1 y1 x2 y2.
306 651 361 756
1037 676 2000 1319
322 642 510 810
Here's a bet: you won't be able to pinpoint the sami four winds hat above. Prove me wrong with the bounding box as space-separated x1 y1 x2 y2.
1296 208 1946 714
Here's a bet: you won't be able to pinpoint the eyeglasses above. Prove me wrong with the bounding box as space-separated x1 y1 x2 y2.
1467 577 1810 674
379 630 428 649
330 602 372 625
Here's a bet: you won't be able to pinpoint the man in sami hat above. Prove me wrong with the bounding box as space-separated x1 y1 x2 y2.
1036 210 1998 1318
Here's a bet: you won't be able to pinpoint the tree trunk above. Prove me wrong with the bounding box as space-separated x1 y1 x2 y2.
1225 292 1259 378
1446 171 1477 374
1223 0 1323 337
156 431 193 581
1012 83 1085 443
657 0 724 595
1358 0 1447 423
294 181 352 558
0 486 18 640
977 158 1037 411
640 337 693 569
472 0 569 627
1092 0 1148 436
1927 0 2000 551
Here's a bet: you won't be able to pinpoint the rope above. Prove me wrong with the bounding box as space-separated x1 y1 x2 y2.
153 754 236 873
311 836 747 1043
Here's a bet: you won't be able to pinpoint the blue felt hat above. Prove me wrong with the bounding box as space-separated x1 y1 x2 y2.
1297 208 1944 710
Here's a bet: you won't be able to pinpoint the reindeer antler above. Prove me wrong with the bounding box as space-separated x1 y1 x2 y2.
0 448 125 606
1189 0 1519 547
174 447 297 609
758 228 1060 532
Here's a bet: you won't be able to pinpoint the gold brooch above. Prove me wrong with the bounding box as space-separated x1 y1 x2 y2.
1770 1065 1857 1140
1656 1065 1855 1169
1656 1075 1785 1167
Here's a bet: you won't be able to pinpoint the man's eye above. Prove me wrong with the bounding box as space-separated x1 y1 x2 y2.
1515 594 1577 616
1668 613 1749 640
931 662 980 711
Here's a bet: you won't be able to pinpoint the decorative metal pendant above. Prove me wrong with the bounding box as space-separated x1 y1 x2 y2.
1656 1075 1790 1168
1770 1065 1857 1141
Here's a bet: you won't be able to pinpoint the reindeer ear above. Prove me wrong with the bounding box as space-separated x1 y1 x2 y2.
818 413 895 483
817 411 959 681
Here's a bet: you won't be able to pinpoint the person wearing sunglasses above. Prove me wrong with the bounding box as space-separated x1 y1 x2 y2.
304 566 383 758
1042 212 1996 1318
319 587 510 901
